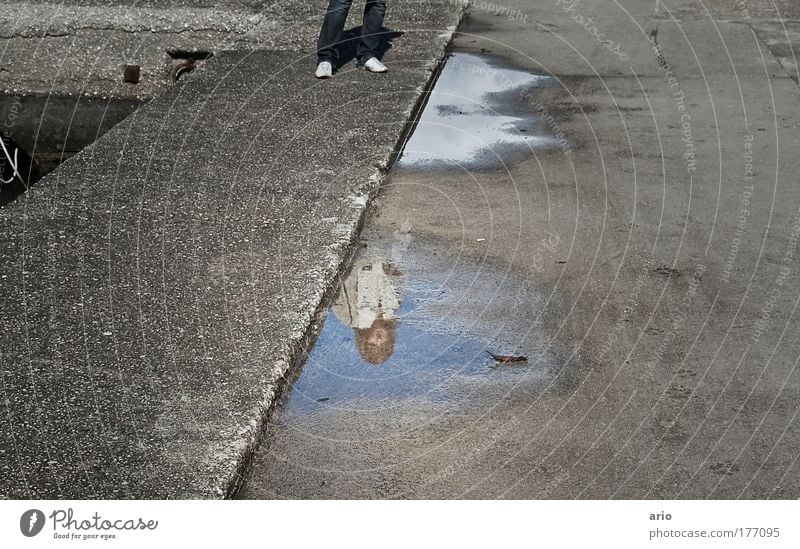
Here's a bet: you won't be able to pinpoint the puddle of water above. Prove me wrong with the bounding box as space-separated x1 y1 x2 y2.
1 94 143 205
255 223 562 438
287 272 547 415
241 52 572 499
239 222 565 496
398 52 565 169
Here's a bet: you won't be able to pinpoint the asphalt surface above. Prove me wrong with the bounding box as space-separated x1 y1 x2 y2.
240 0 800 498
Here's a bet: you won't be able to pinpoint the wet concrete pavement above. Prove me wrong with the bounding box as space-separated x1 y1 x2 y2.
241 0 800 498
239 170 573 498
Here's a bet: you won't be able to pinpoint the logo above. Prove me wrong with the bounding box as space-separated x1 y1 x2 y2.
20 509 45 537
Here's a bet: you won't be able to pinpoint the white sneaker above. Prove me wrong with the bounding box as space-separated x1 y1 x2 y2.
315 61 333 79
363 57 388 73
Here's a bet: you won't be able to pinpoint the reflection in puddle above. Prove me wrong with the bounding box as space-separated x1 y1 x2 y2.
290 276 532 413
331 259 402 366
398 52 564 169
241 52 570 499
281 239 557 417
240 225 564 497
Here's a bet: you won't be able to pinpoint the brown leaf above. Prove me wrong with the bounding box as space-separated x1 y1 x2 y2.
487 351 527 363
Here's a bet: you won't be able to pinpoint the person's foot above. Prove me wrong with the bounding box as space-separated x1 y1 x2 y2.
363 57 388 73
315 61 333 79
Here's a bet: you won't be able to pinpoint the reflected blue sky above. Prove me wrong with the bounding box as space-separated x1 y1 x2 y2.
283 276 545 416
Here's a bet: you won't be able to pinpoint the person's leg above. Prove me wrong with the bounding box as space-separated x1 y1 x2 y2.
357 0 387 63
317 0 354 65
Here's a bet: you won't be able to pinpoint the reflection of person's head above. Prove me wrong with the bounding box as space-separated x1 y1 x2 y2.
355 315 396 365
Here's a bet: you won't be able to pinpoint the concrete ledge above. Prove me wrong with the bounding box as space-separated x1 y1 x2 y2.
0 4 463 498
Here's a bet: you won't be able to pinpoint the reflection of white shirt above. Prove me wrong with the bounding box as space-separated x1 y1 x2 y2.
332 261 400 329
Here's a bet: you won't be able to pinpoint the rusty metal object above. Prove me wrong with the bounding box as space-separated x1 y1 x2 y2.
122 64 140 84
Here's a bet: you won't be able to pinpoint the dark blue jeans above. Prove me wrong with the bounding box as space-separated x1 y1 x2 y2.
316 0 387 65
